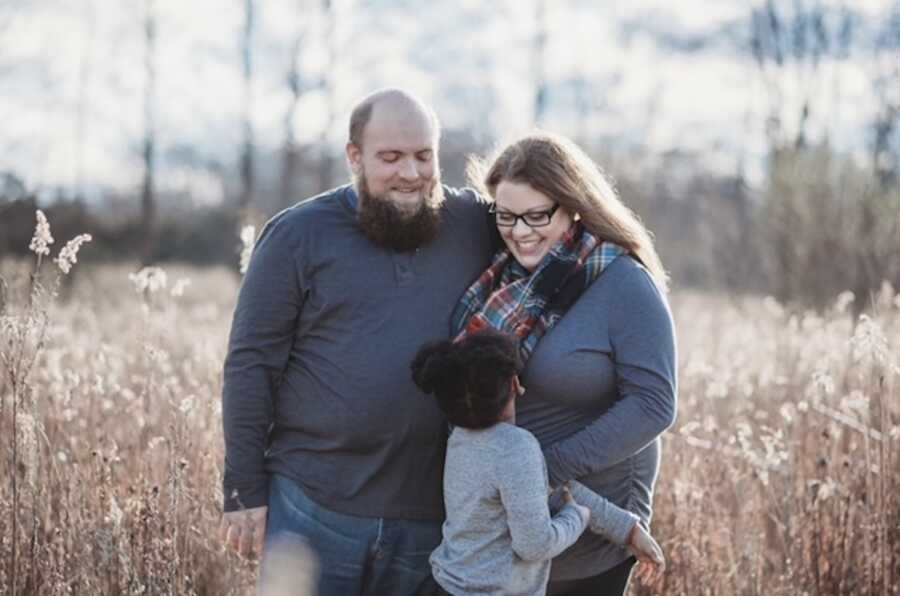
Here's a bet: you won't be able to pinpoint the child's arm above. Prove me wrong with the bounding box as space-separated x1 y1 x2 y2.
567 482 666 581
497 435 589 562
566 481 639 545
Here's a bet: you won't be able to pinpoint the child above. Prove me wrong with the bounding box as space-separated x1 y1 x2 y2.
411 329 664 596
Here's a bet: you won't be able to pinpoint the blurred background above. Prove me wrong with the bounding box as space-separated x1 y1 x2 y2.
1 0 899 309
2 5 900 594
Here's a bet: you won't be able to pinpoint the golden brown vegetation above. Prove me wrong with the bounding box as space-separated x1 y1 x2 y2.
1 217 898 595
644 290 900 596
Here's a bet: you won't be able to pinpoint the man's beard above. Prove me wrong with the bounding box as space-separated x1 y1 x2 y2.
355 173 444 252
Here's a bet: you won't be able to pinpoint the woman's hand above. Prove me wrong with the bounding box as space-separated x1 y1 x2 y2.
627 523 665 585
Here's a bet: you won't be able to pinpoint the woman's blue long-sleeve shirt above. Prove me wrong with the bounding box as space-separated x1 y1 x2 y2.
516 254 678 581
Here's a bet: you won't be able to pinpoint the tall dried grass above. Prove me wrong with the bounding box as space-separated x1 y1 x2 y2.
640 290 900 595
0 213 897 595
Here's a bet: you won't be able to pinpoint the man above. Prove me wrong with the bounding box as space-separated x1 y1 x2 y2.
218 88 495 595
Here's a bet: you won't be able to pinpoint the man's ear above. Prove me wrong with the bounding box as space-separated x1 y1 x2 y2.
346 142 362 176
511 375 525 396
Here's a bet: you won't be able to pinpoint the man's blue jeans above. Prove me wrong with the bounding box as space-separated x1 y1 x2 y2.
261 474 443 596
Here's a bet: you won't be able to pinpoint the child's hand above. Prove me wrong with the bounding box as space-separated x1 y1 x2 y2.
573 503 590 527
560 486 591 526
627 523 665 586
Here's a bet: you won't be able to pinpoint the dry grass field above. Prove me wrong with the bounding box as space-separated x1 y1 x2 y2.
1 220 898 595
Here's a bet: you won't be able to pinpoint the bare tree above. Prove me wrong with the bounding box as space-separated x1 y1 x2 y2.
238 0 255 209
317 0 337 193
140 0 157 262
748 0 854 149
280 30 306 209
871 2 900 188
75 0 95 200
532 0 548 127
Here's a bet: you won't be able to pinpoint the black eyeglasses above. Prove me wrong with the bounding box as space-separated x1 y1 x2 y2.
489 203 560 228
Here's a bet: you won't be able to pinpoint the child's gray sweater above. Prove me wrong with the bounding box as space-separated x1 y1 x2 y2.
430 423 638 596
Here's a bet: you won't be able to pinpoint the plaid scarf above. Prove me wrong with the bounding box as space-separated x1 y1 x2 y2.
451 223 625 361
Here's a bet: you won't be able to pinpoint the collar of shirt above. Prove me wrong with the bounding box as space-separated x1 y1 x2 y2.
345 185 359 210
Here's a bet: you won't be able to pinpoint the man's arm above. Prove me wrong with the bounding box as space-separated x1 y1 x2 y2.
467 186 504 253
222 212 305 512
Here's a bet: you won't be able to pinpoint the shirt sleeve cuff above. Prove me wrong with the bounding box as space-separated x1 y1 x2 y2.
567 481 639 546
223 482 269 512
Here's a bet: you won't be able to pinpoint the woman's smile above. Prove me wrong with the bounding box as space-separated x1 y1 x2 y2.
494 180 574 271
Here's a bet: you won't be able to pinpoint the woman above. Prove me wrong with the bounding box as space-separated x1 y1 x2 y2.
451 132 676 596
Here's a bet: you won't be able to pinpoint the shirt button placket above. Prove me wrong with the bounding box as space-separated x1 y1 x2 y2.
394 254 416 286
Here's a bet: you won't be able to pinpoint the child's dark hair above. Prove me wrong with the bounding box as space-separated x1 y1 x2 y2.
411 329 521 429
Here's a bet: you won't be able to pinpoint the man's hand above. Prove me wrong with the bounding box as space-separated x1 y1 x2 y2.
627 522 665 586
219 506 268 559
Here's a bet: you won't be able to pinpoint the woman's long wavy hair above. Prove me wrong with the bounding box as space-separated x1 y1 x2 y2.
468 132 669 292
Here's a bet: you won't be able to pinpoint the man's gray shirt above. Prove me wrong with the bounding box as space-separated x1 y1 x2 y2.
222 185 494 519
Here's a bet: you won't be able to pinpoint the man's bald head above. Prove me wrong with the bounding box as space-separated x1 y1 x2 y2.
348 88 441 150
344 88 444 251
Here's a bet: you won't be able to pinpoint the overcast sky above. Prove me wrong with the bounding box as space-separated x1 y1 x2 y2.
1 0 895 201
